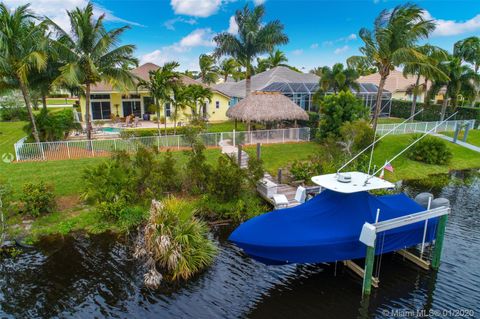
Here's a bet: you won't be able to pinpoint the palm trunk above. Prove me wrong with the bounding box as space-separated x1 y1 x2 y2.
85 83 92 140
18 79 40 144
410 74 421 121
372 74 387 132
472 63 479 107
173 106 178 135
440 93 449 121
224 74 228 82
156 99 161 137
42 94 47 110
245 64 252 96
423 78 430 107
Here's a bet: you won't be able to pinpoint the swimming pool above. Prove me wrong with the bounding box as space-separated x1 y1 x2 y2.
99 127 122 134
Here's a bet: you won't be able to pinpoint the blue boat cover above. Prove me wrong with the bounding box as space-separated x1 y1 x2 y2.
229 190 439 265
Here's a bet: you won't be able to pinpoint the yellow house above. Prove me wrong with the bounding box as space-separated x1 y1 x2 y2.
78 63 231 124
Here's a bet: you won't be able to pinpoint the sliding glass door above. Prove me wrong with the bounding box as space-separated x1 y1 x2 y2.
122 100 142 118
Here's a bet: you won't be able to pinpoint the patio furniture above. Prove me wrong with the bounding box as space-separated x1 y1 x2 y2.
133 117 141 127
295 186 307 204
122 116 131 127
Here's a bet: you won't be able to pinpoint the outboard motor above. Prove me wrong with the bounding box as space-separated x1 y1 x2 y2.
415 192 434 209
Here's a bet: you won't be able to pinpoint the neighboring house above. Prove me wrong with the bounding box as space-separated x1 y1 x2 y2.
79 63 231 123
214 66 319 105
358 70 433 103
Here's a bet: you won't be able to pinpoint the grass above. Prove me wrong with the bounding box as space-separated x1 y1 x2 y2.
442 130 480 147
206 120 265 133
0 121 27 156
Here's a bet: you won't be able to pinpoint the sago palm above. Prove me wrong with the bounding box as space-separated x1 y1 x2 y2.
0 4 48 143
47 2 138 140
138 62 181 136
199 54 219 85
351 3 436 131
214 4 289 96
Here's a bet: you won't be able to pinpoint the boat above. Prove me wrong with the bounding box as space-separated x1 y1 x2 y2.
229 172 439 265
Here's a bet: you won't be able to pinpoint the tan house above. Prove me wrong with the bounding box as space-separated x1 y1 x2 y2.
79 63 231 123
358 70 431 103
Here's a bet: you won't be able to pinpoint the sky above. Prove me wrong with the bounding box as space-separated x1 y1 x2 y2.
5 0 480 72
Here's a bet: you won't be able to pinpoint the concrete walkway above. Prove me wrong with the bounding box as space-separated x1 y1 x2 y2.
219 139 249 168
433 134 480 153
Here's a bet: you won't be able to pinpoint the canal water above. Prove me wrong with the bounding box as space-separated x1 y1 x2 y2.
1 171 479 318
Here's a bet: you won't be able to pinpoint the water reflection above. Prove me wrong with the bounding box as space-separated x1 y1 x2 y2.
0 171 479 318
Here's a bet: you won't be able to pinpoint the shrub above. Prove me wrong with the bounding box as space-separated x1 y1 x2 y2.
21 182 56 217
339 120 376 155
23 109 81 141
0 181 15 216
196 192 267 222
318 91 369 139
246 156 265 186
134 197 217 288
142 150 181 197
183 129 211 194
119 125 204 138
289 160 320 181
0 94 28 121
407 136 452 165
208 155 245 201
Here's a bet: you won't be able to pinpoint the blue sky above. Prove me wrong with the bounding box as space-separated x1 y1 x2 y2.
7 0 480 71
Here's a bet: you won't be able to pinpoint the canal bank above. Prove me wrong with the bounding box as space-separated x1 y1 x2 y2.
1 170 479 318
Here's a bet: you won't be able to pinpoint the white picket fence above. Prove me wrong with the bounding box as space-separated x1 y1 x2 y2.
376 119 475 135
14 127 311 161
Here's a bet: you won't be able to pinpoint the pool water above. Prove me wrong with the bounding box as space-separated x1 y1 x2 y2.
99 127 122 134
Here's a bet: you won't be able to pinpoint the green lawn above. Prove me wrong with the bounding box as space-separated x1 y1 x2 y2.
0 121 27 156
377 117 411 124
206 120 265 133
442 130 480 147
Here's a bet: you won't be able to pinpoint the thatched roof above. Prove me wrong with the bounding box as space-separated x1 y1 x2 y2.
226 91 309 122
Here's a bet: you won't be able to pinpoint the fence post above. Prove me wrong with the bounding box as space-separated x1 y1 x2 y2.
267 131 269 144
278 168 282 184
14 142 19 162
39 142 46 161
67 141 71 159
238 144 242 166
282 129 285 143
233 129 236 146
114 139 117 151
297 128 300 142
90 140 95 157
157 135 160 151
177 135 180 150
256 143 261 160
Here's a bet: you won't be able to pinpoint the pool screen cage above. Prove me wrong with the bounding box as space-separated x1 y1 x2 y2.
261 82 392 116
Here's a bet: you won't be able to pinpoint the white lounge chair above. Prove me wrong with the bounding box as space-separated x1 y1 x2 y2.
272 194 289 209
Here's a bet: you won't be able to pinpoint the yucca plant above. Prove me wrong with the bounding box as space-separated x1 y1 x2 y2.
134 197 217 288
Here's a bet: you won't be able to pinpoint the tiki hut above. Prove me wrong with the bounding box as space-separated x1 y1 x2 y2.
226 91 309 129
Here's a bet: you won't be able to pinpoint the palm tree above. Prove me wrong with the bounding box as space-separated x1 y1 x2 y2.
218 58 239 82
350 3 436 131
0 4 48 143
138 62 180 136
402 44 448 119
314 63 360 94
256 49 288 72
184 84 212 122
454 37 480 106
346 56 376 76
47 2 138 140
429 56 480 120
171 84 189 134
198 54 219 85
213 4 288 96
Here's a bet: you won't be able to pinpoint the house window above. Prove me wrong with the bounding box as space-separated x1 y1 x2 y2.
215 101 220 109
122 94 142 118
165 103 171 117
90 94 111 120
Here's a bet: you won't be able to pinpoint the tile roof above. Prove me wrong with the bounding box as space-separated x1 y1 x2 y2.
213 66 319 98
358 69 429 93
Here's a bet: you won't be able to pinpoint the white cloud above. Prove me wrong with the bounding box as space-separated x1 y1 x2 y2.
310 43 319 49
164 17 197 31
322 33 356 47
292 49 303 56
3 0 143 32
334 45 350 55
228 16 238 34
170 0 222 18
179 28 215 47
253 0 266 5
423 11 480 37
346 33 357 41
140 28 215 67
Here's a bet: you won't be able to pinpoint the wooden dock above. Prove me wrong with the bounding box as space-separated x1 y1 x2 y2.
258 173 301 208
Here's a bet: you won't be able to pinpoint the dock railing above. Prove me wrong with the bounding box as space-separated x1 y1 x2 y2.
13 127 311 162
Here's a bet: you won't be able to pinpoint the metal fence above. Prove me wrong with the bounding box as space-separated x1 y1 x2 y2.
14 127 311 162
376 119 475 135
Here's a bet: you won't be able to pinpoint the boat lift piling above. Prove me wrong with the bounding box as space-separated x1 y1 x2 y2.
359 205 450 297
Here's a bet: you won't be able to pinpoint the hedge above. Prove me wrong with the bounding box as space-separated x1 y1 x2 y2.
120 125 204 138
390 100 480 127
